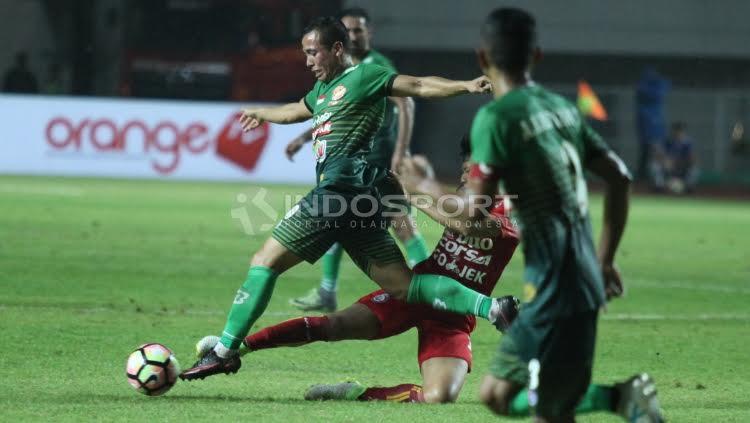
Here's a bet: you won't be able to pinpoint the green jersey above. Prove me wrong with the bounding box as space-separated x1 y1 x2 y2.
361 49 399 168
303 63 397 188
470 84 611 320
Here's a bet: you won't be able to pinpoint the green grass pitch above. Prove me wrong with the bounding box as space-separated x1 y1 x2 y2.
1 175 748 422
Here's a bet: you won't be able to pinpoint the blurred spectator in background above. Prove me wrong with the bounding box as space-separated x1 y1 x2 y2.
636 67 670 184
652 121 698 194
3 51 39 94
42 63 65 95
730 121 749 155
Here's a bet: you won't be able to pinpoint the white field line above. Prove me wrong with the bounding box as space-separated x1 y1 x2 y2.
0 184 84 197
0 304 292 318
629 279 750 295
1 304 749 321
601 313 750 321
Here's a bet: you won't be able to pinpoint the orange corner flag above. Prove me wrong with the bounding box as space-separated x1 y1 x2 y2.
577 80 608 121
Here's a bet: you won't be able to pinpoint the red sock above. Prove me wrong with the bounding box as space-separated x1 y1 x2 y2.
244 316 330 350
359 384 424 403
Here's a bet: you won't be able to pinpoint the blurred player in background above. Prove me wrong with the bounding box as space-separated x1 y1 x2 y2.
651 121 699 194
180 16 512 382
398 7 664 423
285 8 429 313
197 135 520 403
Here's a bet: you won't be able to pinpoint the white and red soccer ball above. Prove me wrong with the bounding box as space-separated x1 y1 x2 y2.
126 343 180 396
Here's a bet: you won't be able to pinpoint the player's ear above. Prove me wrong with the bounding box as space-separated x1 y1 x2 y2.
333 41 344 57
532 47 543 65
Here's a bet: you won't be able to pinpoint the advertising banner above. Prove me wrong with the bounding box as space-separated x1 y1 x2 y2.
0 95 316 184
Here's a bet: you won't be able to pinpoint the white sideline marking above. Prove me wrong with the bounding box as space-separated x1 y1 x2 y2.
0 304 296 318
1 304 748 321
602 313 750 321
631 279 750 295
0 184 84 197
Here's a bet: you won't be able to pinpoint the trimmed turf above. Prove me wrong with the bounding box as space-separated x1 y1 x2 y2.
1 175 748 422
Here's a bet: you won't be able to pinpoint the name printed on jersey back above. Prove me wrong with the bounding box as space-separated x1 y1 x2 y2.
519 106 580 141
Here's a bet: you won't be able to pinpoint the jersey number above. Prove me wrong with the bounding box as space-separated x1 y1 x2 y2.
560 141 588 216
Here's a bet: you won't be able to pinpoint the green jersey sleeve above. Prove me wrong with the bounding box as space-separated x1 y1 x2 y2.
359 64 398 99
470 106 508 170
580 121 611 165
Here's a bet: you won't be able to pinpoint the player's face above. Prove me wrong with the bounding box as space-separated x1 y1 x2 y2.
458 160 470 191
302 30 343 82
341 16 371 56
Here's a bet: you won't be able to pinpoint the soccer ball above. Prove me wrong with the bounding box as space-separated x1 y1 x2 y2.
126 343 181 396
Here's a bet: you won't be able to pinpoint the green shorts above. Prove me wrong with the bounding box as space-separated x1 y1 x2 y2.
272 184 404 274
490 310 598 418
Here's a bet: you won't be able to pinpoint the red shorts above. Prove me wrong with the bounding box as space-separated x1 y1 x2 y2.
356 290 477 371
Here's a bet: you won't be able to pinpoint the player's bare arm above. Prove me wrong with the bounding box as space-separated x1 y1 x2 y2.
389 96 415 170
286 127 314 161
391 74 492 98
398 156 502 238
587 150 632 299
239 99 312 132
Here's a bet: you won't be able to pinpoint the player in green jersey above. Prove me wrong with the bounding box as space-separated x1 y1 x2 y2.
286 8 429 313
180 16 512 382
397 7 664 423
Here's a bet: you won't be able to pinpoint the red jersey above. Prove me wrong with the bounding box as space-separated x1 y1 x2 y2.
413 202 520 296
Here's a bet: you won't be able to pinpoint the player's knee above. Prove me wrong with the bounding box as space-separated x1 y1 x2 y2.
479 377 512 416
382 284 409 301
250 251 269 267
323 314 345 341
480 390 510 416
422 386 459 404
249 248 287 272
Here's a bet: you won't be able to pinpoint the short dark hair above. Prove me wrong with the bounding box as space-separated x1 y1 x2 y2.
459 134 471 160
672 121 687 132
303 16 348 49
480 8 537 75
338 7 370 24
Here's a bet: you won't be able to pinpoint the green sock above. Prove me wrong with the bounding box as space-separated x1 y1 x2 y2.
404 233 429 267
219 266 278 350
575 384 615 413
507 385 615 416
406 273 493 319
319 243 343 292
508 389 532 416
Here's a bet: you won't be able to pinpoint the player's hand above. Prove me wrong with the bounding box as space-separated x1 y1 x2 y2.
285 137 306 162
466 76 493 94
390 152 407 173
396 155 435 193
602 262 624 301
239 109 264 132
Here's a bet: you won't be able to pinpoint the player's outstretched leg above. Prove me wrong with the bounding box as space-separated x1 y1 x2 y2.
487 374 664 422
367 261 519 331
304 357 470 404
305 382 424 403
290 243 342 312
194 303 380 360
180 238 302 381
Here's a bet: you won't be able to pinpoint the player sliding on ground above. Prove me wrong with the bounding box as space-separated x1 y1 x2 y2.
286 8 429 313
195 135 521 403
397 7 664 423
180 16 509 381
